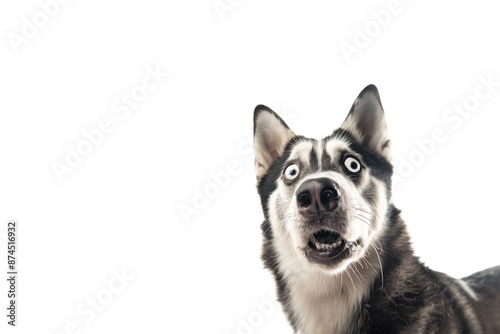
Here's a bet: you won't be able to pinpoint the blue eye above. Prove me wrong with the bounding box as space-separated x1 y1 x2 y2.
344 157 361 173
284 164 300 181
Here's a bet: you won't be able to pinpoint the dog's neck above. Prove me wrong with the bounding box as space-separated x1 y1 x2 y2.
278 206 416 334
285 244 382 334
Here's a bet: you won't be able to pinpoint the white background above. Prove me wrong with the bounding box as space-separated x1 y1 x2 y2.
1 0 499 333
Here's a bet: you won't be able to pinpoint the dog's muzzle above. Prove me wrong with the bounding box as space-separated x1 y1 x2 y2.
296 178 361 265
296 178 340 219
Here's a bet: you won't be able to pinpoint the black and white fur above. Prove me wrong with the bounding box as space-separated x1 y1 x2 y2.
253 85 500 334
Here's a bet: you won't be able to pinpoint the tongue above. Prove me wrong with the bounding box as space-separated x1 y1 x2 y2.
313 230 340 244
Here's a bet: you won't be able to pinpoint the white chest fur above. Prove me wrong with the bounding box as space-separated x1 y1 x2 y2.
285 251 380 334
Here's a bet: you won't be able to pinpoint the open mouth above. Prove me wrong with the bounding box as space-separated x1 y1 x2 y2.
306 229 345 258
305 229 360 262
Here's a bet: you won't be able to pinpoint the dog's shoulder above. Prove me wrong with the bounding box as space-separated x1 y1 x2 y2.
463 265 500 293
462 266 500 333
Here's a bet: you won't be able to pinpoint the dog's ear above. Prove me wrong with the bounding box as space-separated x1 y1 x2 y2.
341 84 391 160
254 105 295 181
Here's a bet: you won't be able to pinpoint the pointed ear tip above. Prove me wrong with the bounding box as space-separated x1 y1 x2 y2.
254 104 271 122
254 104 271 114
253 105 271 135
354 84 383 109
359 84 380 97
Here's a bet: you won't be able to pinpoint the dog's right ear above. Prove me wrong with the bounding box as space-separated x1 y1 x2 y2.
254 105 295 182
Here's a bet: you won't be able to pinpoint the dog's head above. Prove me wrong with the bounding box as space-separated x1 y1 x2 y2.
254 85 393 274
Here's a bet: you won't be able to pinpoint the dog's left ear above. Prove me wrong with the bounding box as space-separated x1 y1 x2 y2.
254 105 295 182
341 84 391 160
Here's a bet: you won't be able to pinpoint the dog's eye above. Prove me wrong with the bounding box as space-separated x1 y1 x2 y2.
344 157 361 173
284 163 300 181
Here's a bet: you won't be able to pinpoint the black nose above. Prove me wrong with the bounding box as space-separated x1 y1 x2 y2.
296 178 340 218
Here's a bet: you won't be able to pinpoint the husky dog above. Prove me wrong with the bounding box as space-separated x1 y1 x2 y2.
253 85 500 334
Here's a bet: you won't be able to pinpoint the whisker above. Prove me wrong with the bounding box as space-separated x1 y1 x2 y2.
351 267 363 285
373 241 384 289
353 207 372 215
346 270 357 292
354 212 371 221
340 272 344 294
354 215 373 228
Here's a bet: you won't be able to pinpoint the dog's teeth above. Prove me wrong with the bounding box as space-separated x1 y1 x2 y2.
312 234 345 252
